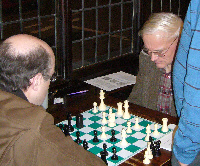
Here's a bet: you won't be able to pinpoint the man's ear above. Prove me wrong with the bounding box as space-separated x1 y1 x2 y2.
29 73 43 91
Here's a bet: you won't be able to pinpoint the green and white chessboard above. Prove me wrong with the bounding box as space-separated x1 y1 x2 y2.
57 106 173 166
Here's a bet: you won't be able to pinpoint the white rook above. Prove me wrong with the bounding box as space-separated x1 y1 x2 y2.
162 118 168 132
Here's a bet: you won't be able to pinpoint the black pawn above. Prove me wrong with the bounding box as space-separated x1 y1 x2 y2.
67 112 74 132
83 139 89 150
76 113 83 129
93 130 99 142
110 129 117 142
100 151 108 165
100 143 108 165
63 124 70 136
75 131 82 144
111 147 118 160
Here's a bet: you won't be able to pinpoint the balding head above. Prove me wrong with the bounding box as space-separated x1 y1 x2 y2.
0 34 55 105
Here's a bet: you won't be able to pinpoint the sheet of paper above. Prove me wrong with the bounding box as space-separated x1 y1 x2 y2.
84 71 136 91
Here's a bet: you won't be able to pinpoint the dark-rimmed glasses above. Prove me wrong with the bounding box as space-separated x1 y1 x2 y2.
142 37 178 57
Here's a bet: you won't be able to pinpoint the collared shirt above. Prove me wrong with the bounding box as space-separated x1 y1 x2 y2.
157 72 173 115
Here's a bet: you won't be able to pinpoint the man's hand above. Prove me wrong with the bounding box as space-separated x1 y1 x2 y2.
178 161 188 166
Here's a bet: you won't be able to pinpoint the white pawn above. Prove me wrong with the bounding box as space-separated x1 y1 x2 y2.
99 90 106 111
117 102 124 117
153 123 159 136
93 102 98 113
123 100 130 119
126 121 132 133
162 118 169 132
108 108 112 119
146 124 151 134
108 113 116 127
134 117 140 130
102 112 107 124
120 128 128 146
101 126 107 139
143 151 151 164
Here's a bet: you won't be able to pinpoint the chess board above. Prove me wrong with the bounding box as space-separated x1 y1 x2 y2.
57 106 173 166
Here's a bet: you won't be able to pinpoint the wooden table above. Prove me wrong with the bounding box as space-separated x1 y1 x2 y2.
48 85 178 166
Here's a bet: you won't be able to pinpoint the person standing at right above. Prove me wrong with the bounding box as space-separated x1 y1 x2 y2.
172 0 200 165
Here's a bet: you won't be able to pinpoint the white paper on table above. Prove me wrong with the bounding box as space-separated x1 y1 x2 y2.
84 71 136 91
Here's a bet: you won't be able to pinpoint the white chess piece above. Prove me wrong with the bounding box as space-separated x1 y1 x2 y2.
120 128 128 146
108 108 112 119
126 121 132 133
101 126 107 139
93 102 98 113
145 132 150 142
108 113 116 127
162 118 169 132
146 142 153 159
146 124 151 134
143 151 151 164
117 102 124 117
99 90 106 111
102 112 107 124
123 100 130 119
134 117 140 130
153 123 159 136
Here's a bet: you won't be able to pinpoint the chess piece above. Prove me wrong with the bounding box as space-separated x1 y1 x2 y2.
99 90 106 111
111 147 118 160
162 118 168 132
93 102 98 113
108 113 116 127
83 139 89 150
120 128 128 146
146 124 151 134
154 140 161 157
76 113 83 129
145 132 150 142
63 124 70 136
146 142 153 159
143 151 151 164
123 100 130 119
110 129 117 142
134 117 140 130
102 112 107 124
126 121 132 133
67 112 74 132
100 151 108 165
93 130 99 142
75 131 82 144
101 126 107 139
117 102 124 117
153 123 159 136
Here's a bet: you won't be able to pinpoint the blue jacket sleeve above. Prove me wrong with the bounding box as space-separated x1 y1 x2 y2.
173 0 200 164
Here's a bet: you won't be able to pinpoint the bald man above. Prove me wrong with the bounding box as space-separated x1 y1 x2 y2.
0 34 106 166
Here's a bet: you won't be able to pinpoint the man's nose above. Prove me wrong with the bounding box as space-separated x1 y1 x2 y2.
151 53 159 61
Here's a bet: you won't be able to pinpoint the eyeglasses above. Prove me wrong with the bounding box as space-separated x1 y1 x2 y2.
142 37 178 57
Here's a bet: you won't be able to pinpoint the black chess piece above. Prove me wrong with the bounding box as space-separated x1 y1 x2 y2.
100 151 108 165
93 130 99 142
67 112 74 132
75 131 82 144
154 140 161 157
63 124 70 136
100 143 108 165
76 113 83 129
110 129 117 142
83 139 89 150
111 147 118 160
